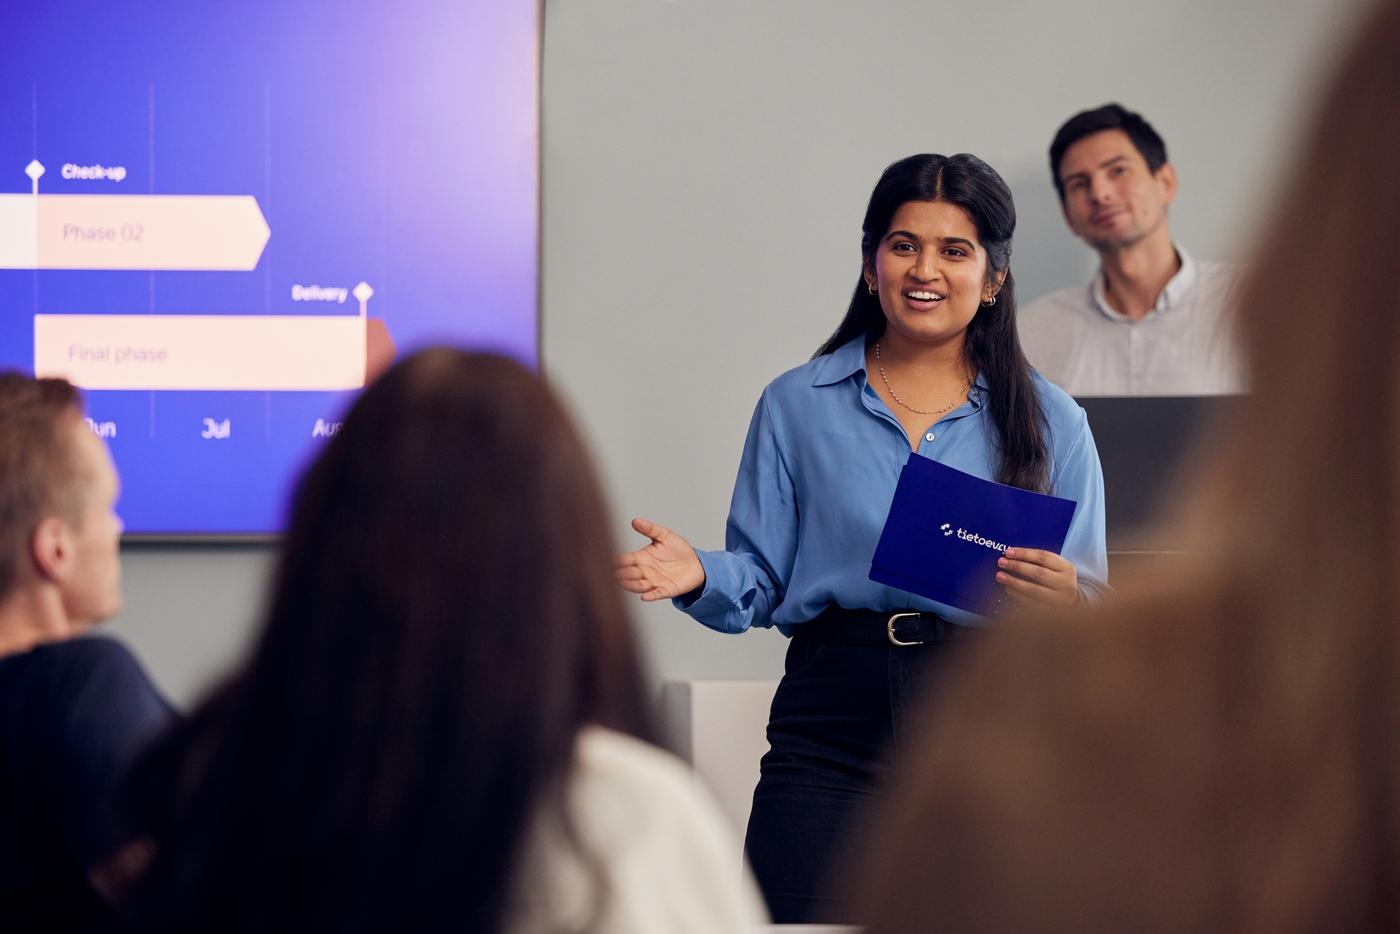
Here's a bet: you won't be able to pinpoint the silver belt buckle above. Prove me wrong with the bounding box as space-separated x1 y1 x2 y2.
887 611 925 647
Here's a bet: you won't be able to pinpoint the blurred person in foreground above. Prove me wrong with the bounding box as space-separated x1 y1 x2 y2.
853 1 1400 930
112 349 765 932
0 373 173 932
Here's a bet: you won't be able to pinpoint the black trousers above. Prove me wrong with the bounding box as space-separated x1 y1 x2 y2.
743 610 978 924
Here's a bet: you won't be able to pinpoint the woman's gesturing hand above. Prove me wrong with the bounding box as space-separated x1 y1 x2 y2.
995 547 1080 607
614 517 706 602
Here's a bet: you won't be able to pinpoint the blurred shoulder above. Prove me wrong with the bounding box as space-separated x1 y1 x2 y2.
1019 284 1093 322
1196 257 1244 281
570 727 737 845
1195 258 1247 302
47 634 146 674
573 726 696 795
2 635 153 695
56 637 167 707
508 727 768 932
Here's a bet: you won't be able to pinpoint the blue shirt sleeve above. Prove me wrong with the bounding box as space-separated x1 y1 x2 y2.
1049 407 1111 603
675 391 795 633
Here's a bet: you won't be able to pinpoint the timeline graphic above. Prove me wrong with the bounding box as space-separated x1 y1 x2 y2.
4 158 270 270
4 159 394 392
0 2 540 535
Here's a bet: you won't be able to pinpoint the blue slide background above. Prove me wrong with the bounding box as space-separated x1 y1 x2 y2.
0 1 539 534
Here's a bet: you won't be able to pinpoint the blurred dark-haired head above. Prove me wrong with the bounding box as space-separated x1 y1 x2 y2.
268 348 647 742
121 348 652 933
1048 103 1168 202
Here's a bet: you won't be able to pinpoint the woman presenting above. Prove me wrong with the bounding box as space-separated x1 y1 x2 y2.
616 153 1109 923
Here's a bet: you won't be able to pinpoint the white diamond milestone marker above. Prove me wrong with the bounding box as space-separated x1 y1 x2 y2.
25 159 45 181
353 281 374 303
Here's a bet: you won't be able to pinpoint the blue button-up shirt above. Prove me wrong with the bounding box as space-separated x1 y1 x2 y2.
677 335 1109 635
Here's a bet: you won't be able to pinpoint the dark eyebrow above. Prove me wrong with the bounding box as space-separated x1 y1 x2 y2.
1060 154 1130 187
882 230 979 252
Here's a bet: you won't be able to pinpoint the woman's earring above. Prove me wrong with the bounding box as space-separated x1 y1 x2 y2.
981 294 998 307
867 282 878 295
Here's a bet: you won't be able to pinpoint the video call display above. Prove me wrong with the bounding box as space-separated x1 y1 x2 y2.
0 2 540 535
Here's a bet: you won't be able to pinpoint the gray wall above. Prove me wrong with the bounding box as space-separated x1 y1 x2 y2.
110 0 1363 708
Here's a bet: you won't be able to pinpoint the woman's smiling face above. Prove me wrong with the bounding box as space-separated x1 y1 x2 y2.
864 199 998 352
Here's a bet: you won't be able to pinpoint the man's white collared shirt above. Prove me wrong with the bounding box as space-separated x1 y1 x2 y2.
1018 247 1247 396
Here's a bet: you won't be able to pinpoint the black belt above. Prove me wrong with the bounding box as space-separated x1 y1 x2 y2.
796 606 963 647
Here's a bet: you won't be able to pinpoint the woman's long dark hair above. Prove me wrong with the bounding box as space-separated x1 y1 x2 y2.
815 154 1049 492
118 349 656 933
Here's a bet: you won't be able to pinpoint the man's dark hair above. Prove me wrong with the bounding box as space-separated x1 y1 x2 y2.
1049 103 1169 203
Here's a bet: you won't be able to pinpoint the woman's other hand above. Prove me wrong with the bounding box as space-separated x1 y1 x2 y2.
996 547 1080 607
614 517 705 601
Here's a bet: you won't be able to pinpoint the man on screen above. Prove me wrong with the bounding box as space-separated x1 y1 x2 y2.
1018 103 1246 396
0 373 173 928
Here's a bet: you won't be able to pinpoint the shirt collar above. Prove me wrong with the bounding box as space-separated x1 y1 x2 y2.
811 333 989 407
812 334 868 386
1090 244 1198 321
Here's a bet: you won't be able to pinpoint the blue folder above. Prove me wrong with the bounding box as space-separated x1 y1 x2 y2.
869 453 1078 616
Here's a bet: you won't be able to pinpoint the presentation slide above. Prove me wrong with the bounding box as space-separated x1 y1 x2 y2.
0 1 539 535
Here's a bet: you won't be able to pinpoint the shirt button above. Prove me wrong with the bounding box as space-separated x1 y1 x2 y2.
924 432 936 442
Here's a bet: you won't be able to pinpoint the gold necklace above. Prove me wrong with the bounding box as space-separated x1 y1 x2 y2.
873 340 972 416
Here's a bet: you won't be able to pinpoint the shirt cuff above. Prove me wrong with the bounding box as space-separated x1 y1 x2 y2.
671 549 752 634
